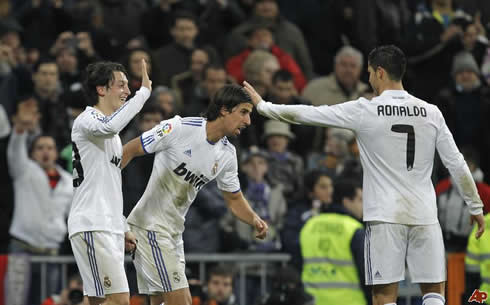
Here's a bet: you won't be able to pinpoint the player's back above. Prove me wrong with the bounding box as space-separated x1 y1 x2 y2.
356 90 442 225
68 107 125 237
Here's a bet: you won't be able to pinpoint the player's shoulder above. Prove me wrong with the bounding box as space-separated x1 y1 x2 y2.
219 136 237 155
180 116 205 127
408 94 442 115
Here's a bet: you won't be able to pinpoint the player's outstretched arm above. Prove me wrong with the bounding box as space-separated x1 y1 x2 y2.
242 81 360 130
222 190 268 239
121 136 146 169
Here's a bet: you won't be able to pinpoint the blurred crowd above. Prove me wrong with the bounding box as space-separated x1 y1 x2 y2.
1 0 490 304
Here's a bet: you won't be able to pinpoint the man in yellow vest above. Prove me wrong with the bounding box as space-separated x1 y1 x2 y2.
300 179 370 305
464 213 490 304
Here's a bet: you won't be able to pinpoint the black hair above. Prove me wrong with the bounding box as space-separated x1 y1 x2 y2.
332 179 360 205
207 265 234 282
201 63 226 81
172 10 198 27
368 45 406 81
82 61 128 106
33 57 57 73
272 69 293 84
304 170 332 194
204 84 252 121
29 134 57 156
139 103 165 119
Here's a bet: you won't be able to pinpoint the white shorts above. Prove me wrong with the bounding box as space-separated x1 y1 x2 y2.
70 231 129 297
364 222 446 285
130 225 188 294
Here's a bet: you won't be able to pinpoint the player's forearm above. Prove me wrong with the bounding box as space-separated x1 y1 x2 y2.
227 194 259 226
257 100 331 127
95 87 151 136
451 164 484 215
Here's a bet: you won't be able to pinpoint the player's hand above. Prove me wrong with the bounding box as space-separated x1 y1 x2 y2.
141 58 152 92
242 81 263 106
124 231 137 252
253 215 268 240
470 213 485 239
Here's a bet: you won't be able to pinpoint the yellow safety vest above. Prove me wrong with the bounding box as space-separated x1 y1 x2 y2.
465 213 490 303
300 213 367 305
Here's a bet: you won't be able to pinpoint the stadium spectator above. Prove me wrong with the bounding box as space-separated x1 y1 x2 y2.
191 265 238 305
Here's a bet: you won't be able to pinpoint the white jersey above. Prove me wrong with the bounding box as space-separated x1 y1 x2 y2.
127 116 240 236
257 89 483 225
68 87 151 237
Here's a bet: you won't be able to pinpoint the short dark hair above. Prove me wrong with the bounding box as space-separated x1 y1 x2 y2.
139 103 165 120
204 84 252 121
332 179 360 205
33 57 57 73
272 69 293 84
304 170 332 194
368 45 406 81
202 63 226 81
208 265 234 282
172 10 198 27
83 61 127 106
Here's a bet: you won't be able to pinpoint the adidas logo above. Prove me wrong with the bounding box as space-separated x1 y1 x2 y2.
184 149 192 157
374 271 382 279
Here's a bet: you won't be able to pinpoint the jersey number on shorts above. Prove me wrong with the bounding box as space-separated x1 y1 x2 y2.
72 142 84 187
391 124 415 171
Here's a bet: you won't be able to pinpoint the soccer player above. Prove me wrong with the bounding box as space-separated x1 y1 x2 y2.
68 59 152 305
243 45 486 305
122 84 268 305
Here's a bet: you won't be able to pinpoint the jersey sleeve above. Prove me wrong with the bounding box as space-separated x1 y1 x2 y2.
256 99 364 132
7 130 31 178
216 153 241 193
81 87 151 138
139 116 180 154
435 107 484 215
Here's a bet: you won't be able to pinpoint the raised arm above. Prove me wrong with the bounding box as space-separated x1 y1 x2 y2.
86 59 153 137
222 190 268 239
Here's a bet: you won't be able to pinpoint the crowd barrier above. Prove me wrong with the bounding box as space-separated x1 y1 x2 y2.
0 253 464 305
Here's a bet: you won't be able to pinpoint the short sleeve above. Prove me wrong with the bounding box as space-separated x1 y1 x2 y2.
216 153 241 193
140 117 180 154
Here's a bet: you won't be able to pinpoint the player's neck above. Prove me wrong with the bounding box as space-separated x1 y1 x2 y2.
378 82 404 95
94 101 114 116
205 120 225 143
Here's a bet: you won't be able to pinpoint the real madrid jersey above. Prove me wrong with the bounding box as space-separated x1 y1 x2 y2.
127 116 240 236
257 90 483 225
68 87 150 237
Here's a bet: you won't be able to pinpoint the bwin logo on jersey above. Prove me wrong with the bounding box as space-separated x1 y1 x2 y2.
111 155 121 168
173 162 210 190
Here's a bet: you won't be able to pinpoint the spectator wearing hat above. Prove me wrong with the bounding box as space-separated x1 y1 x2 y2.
434 51 490 182
225 0 313 79
263 120 304 199
226 22 306 91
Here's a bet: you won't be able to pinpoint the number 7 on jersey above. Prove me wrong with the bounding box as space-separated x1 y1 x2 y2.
391 124 415 171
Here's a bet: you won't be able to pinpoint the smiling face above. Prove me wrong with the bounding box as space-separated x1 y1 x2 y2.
221 102 253 137
98 71 131 112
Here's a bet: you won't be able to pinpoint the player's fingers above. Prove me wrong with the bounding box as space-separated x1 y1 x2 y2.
141 59 148 76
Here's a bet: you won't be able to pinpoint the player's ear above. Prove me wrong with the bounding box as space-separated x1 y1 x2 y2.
219 106 230 117
96 85 106 97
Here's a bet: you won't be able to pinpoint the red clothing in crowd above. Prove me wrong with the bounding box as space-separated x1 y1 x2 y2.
226 46 306 92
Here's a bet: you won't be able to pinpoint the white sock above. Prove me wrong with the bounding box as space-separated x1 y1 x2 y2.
422 293 445 305
384 303 397 305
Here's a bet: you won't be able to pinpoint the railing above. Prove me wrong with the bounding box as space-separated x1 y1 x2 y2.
9 254 422 305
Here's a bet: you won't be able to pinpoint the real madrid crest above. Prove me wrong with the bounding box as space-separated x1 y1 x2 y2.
173 271 181 283
212 162 218 175
104 276 111 288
